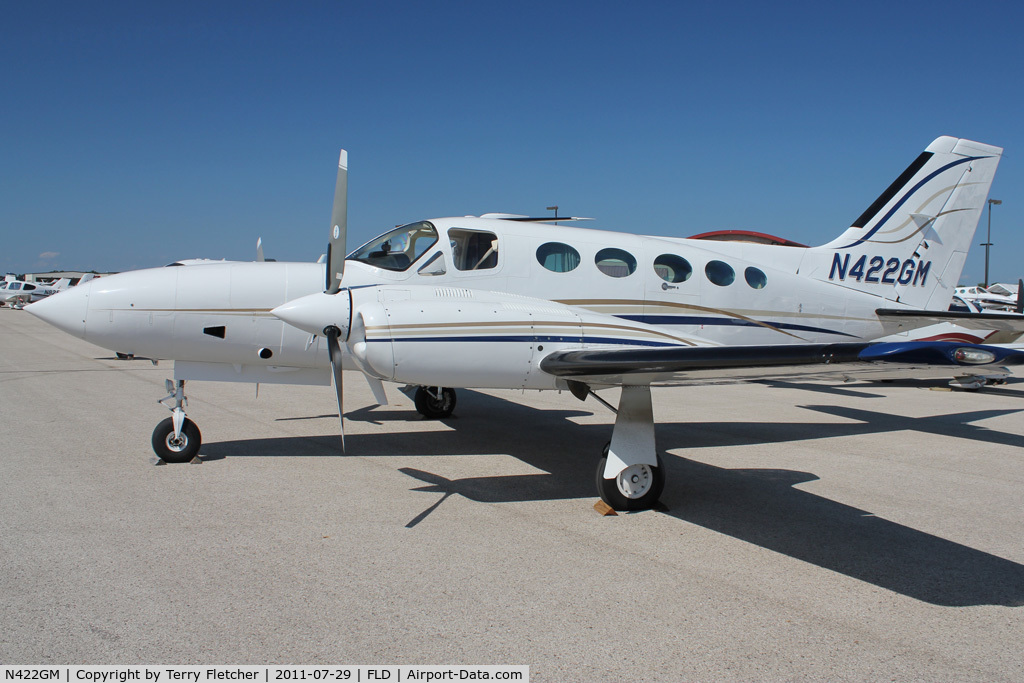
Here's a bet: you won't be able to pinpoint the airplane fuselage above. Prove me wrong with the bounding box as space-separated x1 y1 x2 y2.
34 216 929 390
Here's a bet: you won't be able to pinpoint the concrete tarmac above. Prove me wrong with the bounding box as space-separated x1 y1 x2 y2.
2 307 1023 680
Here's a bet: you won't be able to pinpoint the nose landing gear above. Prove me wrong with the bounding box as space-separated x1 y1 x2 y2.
151 379 202 463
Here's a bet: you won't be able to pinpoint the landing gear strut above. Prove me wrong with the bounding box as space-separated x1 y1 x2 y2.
568 383 666 511
152 379 202 463
413 386 457 419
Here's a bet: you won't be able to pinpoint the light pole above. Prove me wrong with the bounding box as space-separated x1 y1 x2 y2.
983 198 1002 287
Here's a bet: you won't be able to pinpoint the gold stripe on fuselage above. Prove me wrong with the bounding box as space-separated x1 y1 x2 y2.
364 319 700 346
557 298 807 340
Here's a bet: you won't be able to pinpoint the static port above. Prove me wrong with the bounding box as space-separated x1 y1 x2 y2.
258 347 273 359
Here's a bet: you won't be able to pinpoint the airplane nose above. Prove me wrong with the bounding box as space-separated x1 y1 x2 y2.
25 281 90 338
272 291 352 338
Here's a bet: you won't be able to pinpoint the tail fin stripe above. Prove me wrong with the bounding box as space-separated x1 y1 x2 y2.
879 207 971 245
851 151 933 229
838 155 984 249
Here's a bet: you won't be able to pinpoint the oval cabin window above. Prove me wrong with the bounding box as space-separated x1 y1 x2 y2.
595 248 637 278
654 254 693 283
536 242 581 273
705 260 735 286
744 266 767 289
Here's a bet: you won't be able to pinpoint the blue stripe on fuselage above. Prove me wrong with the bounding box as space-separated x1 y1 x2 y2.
617 314 858 338
369 335 678 347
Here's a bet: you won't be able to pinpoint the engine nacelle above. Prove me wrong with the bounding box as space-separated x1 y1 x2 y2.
349 290 584 390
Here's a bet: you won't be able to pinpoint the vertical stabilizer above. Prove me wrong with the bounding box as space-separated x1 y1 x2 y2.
800 137 1002 309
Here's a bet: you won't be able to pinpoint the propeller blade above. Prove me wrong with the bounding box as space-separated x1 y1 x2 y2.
1017 279 1023 315
324 325 346 452
326 150 348 294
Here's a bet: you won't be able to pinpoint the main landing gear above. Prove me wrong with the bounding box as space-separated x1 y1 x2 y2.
151 379 202 463
570 382 666 512
597 443 665 511
411 386 457 419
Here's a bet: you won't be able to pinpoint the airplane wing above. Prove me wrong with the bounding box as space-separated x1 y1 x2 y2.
876 308 1024 333
538 341 1024 387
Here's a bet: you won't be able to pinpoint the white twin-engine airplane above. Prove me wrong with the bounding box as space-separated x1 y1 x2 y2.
27 136 1024 511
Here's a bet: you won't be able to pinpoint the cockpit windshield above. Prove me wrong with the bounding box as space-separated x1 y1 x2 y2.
347 221 438 272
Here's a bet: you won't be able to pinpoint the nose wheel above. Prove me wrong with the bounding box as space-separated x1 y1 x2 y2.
152 379 203 463
152 416 202 463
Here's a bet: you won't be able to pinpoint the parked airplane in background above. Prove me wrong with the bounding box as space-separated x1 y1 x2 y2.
0 276 83 308
987 282 1022 303
28 136 1024 510
954 283 1022 311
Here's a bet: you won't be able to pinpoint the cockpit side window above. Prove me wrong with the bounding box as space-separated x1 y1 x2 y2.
417 251 447 276
449 229 499 271
348 221 438 272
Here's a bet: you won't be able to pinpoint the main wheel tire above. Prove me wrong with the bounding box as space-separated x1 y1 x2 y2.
151 417 202 463
414 387 457 419
596 444 665 511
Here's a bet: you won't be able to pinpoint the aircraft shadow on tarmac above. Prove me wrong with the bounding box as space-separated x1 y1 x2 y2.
760 376 1024 400
756 379 891 399
201 390 1024 608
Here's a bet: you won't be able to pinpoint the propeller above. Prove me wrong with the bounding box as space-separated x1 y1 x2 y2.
327 150 348 294
325 150 349 446
324 324 346 451
272 149 369 451
1016 279 1023 315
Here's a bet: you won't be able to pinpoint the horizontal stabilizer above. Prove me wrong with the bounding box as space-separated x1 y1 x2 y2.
876 308 1024 333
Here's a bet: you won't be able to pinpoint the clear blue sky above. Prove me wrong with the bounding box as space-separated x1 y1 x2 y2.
3 0 1022 285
